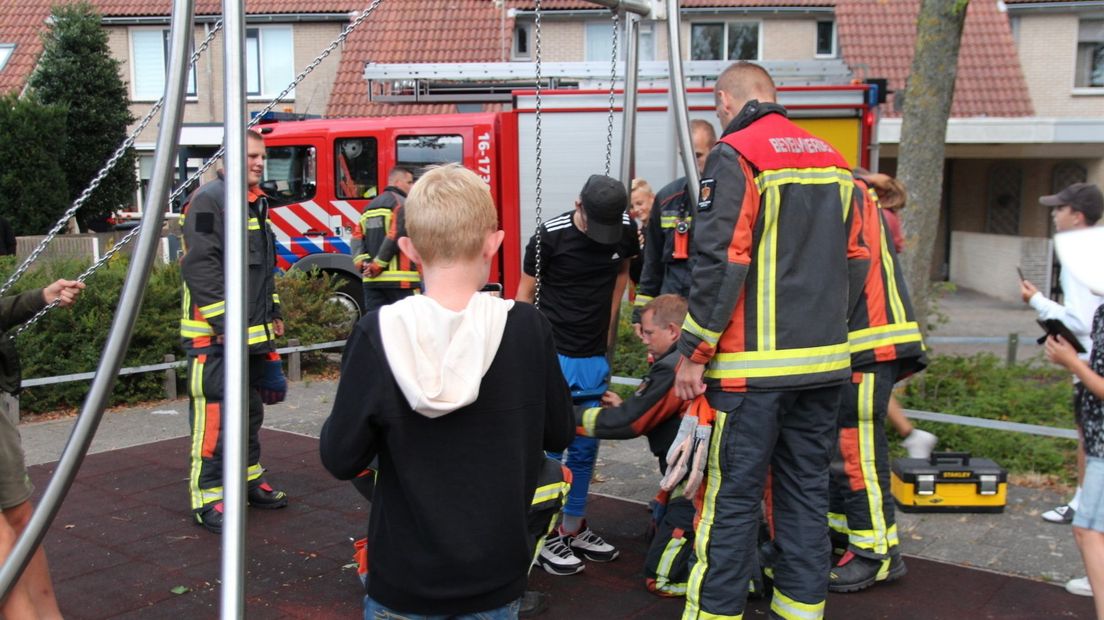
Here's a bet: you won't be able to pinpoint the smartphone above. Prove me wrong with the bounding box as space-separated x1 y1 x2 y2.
1016 267 1025 282
480 282 503 298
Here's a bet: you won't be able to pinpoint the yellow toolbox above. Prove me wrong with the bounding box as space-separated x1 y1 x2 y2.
891 452 1007 513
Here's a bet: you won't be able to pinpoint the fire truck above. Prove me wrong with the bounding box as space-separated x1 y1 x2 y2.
254 82 879 317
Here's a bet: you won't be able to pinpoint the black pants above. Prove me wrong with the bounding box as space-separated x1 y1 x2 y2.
362 286 416 314
186 352 267 511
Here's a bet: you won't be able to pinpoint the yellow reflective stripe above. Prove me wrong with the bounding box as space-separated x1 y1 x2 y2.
247 463 264 482
684 410 726 619
531 481 568 506
887 523 899 547
755 167 852 192
353 253 372 263
248 217 261 231
848 322 923 353
660 215 692 228
272 293 280 305
840 181 854 223
879 224 908 322
199 300 225 319
363 270 420 283
770 589 824 620
181 319 214 337
682 314 721 346
857 372 889 556
706 343 851 379
827 511 849 535
188 356 207 510
757 185 781 351
654 536 689 595
699 612 741 620
582 407 601 437
634 294 654 308
359 207 392 226
247 323 273 345
199 487 224 504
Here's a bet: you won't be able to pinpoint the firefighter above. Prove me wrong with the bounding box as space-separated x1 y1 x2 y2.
672 62 869 620
575 294 689 474
352 167 419 312
631 119 717 332
827 178 927 592
180 129 289 534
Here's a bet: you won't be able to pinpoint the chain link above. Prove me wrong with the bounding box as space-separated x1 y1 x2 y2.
0 21 225 301
532 0 544 309
10 2 386 338
604 9 619 178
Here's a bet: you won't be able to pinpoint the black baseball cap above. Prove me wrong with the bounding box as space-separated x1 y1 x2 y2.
579 174 627 245
1039 182 1103 222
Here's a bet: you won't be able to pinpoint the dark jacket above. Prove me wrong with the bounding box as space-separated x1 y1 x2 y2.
320 304 574 615
0 290 47 394
633 178 696 323
352 187 419 288
677 101 869 392
179 179 281 354
574 345 688 458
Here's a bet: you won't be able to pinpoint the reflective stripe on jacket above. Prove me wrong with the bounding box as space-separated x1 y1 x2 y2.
352 187 420 289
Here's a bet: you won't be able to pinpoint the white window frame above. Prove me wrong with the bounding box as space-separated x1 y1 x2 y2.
129 27 198 102
584 19 658 63
1073 17 1104 92
815 20 837 58
512 23 533 61
245 25 296 101
689 21 762 62
0 45 14 73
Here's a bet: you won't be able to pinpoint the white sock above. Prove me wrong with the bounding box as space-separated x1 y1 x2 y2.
561 515 583 535
1071 487 1083 511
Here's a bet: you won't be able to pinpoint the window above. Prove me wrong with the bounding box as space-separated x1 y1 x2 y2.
335 138 379 200
586 19 657 62
986 164 1022 236
816 21 836 58
512 23 532 60
690 22 760 61
1052 162 1087 193
130 29 197 100
1075 19 1104 88
0 45 13 72
395 135 463 179
262 145 316 206
246 26 295 98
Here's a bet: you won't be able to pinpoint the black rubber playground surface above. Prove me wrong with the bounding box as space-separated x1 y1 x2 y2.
26 429 1094 619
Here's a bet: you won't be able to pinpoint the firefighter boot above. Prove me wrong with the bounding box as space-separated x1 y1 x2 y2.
248 480 289 509
195 502 224 535
828 549 907 593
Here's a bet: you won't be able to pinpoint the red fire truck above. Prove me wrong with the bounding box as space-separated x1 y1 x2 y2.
255 84 878 316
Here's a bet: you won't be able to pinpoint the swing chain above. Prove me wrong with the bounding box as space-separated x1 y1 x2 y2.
0 21 226 301
532 0 544 309
9 1 386 338
604 8 619 178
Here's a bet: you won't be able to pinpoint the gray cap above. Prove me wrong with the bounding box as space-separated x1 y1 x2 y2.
1039 182 1103 223
579 174 627 245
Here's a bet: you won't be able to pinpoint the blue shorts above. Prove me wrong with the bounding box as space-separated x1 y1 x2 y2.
1074 457 1104 533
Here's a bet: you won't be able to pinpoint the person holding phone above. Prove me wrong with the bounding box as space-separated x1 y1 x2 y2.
1020 184 1104 544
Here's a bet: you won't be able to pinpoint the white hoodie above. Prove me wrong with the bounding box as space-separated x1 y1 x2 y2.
379 293 514 418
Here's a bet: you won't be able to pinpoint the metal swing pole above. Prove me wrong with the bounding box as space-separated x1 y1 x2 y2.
619 10 641 188
666 0 700 203
0 0 195 599
220 0 249 615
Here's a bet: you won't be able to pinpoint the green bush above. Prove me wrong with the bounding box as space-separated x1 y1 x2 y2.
0 256 351 415
897 354 1078 483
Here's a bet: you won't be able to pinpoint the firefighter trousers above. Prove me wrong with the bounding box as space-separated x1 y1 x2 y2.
828 363 899 559
187 351 268 512
683 386 841 620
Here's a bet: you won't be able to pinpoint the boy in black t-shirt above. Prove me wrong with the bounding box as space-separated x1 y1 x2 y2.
321 164 574 616
517 174 640 576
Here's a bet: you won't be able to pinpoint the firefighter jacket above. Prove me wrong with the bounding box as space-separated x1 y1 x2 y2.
633 177 696 324
352 187 420 289
179 178 282 354
849 179 927 380
574 345 689 455
676 101 870 392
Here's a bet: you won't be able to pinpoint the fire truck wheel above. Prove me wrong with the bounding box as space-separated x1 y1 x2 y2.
328 273 363 331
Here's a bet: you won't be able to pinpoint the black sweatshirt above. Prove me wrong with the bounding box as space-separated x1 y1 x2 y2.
320 303 574 615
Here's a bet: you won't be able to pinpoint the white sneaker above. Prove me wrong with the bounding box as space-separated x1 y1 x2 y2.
902 429 938 459
566 523 619 562
1042 504 1076 524
1066 576 1092 597
536 533 584 576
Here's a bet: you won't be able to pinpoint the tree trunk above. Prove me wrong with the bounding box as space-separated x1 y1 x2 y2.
897 0 969 334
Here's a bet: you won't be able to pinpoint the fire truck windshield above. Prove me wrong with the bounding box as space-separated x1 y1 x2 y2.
262 145 316 206
396 135 463 179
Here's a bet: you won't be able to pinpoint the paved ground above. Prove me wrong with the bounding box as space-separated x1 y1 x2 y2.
14 285 1093 609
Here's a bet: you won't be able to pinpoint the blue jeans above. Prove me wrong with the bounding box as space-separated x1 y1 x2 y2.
363 595 520 620
548 354 609 518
